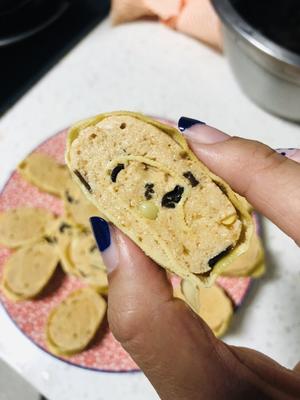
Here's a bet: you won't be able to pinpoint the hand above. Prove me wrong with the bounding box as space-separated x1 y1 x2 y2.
91 118 300 400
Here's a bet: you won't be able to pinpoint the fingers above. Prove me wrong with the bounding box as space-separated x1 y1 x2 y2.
90 217 246 399
178 118 300 245
294 362 300 374
230 346 300 397
90 220 300 399
106 231 230 399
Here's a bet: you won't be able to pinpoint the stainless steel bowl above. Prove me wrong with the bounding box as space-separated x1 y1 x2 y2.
212 0 300 122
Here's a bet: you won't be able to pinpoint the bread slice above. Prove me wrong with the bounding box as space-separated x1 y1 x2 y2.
66 112 253 287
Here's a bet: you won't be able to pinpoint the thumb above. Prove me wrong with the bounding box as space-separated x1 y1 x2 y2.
178 117 300 245
90 217 241 399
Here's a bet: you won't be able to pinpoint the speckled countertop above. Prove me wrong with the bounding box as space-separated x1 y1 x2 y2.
0 18 300 400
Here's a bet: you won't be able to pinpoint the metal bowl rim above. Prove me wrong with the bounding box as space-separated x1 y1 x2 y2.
212 0 300 68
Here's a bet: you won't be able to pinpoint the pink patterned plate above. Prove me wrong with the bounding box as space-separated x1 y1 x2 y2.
0 128 252 373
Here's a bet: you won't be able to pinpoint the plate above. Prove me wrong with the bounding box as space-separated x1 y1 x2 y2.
0 129 251 372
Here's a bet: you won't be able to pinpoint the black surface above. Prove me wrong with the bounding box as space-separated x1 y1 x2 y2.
232 0 300 55
0 0 31 15
0 0 69 44
0 0 110 116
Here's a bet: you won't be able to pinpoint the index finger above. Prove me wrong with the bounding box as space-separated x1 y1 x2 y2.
178 119 300 245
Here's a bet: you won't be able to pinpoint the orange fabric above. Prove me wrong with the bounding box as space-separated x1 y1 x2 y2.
145 0 182 20
110 0 222 51
111 0 155 25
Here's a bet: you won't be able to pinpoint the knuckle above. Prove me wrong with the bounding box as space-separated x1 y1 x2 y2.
108 305 143 344
241 141 288 198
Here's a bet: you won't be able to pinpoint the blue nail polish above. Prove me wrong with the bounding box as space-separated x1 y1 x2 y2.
90 217 111 252
178 117 206 132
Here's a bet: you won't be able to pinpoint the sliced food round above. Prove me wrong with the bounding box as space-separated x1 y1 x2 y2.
18 152 70 197
69 232 108 291
0 208 55 248
2 240 59 301
181 281 233 337
46 288 106 355
63 179 104 228
44 217 78 276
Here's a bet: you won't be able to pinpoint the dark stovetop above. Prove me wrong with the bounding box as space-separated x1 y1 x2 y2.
0 0 110 116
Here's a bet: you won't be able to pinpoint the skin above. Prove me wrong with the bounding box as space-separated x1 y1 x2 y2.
107 126 300 399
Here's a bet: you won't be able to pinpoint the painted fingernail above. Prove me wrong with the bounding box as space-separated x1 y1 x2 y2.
90 217 119 273
178 117 206 132
275 148 300 163
178 116 230 144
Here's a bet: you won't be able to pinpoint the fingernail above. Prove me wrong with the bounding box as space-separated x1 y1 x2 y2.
90 217 119 273
275 148 300 163
178 117 206 132
178 116 230 144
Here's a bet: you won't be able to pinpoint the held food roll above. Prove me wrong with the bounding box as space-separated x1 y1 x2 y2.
66 112 253 287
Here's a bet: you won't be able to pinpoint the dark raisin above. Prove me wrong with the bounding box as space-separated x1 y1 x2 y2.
165 203 176 208
59 222 72 233
65 190 74 203
161 185 184 208
145 183 155 200
179 151 189 159
198 270 211 278
183 171 199 187
89 244 98 253
44 236 58 244
111 164 125 182
74 170 92 193
208 246 232 269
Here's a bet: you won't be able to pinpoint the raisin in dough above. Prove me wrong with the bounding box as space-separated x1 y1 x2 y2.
18 153 70 197
66 112 253 287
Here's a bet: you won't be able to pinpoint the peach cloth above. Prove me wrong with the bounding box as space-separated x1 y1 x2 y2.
111 0 222 51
